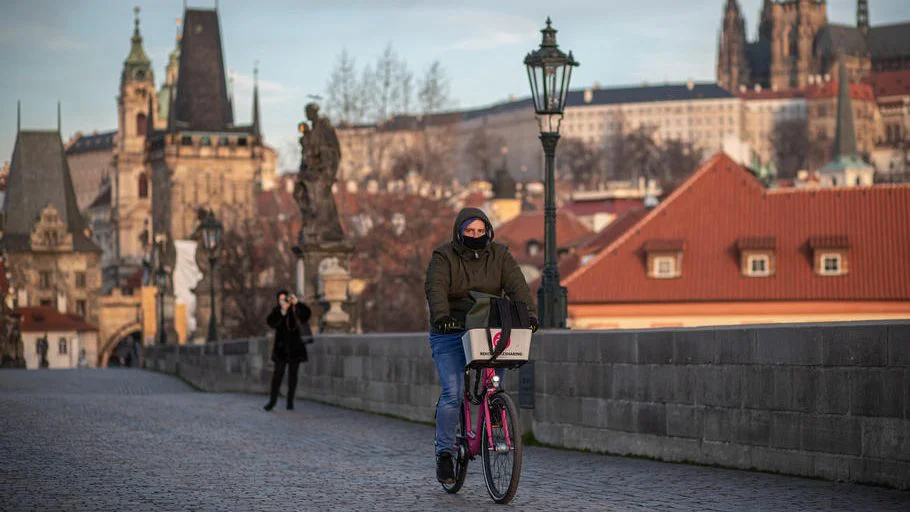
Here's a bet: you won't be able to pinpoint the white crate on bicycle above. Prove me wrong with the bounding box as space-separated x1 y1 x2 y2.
461 328 532 365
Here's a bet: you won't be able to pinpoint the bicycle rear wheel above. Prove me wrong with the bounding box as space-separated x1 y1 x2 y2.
481 391 522 504
442 406 469 493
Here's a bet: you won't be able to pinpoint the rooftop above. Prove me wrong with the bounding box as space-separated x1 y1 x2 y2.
564 153 910 304
15 307 98 332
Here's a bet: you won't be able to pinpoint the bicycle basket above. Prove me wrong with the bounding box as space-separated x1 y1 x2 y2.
462 328 532 368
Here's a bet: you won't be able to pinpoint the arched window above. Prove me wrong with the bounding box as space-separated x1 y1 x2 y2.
138 173 149 199
137 113 147 136
58 337 68 355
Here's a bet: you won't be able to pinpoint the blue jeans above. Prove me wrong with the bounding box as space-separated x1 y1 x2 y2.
430 331 503 456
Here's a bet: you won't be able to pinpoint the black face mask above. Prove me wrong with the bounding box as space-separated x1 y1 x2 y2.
462 234 489 250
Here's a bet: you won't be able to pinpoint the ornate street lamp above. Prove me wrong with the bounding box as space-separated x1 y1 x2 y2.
524 17 578 328
155 268 168 345
201 211 223 342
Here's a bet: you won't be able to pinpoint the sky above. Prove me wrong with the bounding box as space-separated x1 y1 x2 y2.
2 0 909 171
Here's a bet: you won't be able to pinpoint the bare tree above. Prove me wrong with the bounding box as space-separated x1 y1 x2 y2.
324 50 362 126
346 190 455 332
417 61 452 115
217 216 296 339
464 126 506 181
772 117 810 180
660 138 704 185
557 138 605 189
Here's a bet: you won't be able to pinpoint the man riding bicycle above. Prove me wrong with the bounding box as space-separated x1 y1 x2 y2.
424 207 538 484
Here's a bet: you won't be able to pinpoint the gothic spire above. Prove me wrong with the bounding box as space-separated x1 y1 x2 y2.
252 62 261 136
833 61 858 160
123 6 153 85
857 0 870 36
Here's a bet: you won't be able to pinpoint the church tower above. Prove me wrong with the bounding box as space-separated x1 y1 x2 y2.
768 0 828 90
114 6 156 277
717 0 750 91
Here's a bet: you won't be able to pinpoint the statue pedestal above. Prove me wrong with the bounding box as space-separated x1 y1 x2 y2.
295 240 355 334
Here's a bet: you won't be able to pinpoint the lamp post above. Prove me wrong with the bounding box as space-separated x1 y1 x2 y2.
201 211 223 342
524 17 578 328
155 268 168 345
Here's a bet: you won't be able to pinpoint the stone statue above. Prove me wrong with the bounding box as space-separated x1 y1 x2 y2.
36 335 49 368
294 103 346 244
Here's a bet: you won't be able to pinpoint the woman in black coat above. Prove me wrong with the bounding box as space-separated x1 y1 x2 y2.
264 289 312 411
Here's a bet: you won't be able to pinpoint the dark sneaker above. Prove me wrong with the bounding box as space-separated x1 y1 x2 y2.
286 402 294 411
263 401 276 412
436 452 455 484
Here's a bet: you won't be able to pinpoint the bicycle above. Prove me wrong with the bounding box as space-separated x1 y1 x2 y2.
441 327 530 504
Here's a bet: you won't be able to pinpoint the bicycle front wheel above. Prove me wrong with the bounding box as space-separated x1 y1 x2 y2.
481 391 522 504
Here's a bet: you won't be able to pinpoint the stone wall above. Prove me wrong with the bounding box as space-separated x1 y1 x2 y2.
145 321 910 489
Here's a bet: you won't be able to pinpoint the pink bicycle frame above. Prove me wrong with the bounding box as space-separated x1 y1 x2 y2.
461 367 514 457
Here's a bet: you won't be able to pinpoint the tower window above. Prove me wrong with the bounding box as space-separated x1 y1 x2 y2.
75 272 86 288
138 173 149 199
137 113 147 136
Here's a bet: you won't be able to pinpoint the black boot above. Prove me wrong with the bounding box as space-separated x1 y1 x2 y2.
286 401 294 411
264 401 276 412
436 452 455 484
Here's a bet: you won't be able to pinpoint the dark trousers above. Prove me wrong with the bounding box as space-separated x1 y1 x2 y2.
267 360 300 407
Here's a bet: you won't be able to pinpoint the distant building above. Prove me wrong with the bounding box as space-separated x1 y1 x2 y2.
563 153 910 329
865 70 910 179
806 75 879 173
339 82 743 184
16 307 98 369
495 210 593 284
565 179 658 232
64 131 117 211
817 64 875 187
0 128 102 361
717 0 910 91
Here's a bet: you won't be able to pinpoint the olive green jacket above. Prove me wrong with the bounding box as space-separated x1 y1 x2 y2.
424 207 535 332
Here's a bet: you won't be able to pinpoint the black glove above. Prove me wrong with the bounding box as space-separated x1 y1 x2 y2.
529 316 539 333
434 315 462 334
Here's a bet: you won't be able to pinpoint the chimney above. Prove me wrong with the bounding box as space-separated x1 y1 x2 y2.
686 80 695 91
584 88 593 104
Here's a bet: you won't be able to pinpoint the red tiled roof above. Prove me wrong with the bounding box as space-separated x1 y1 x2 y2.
564 153 910 303
15 307 98 332
496 210 593 251
864 70 910 98
574 208 650 257
804 81 876 101
564 197 644 217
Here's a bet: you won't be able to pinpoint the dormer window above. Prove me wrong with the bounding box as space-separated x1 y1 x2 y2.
748 254 770 276
737 237 776 277
643 239 684 279
652 256 677 278
810 235 849 276
820 253 843 275
526 240 541 258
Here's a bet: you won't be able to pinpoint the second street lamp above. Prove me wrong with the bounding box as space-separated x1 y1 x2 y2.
155 268 168 345
201 211 223 342
524 17 578 329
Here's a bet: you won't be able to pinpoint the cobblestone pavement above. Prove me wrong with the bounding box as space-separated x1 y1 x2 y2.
1 369 908 511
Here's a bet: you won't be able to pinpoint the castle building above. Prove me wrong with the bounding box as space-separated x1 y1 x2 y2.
717 0 910 91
